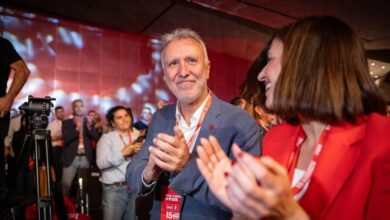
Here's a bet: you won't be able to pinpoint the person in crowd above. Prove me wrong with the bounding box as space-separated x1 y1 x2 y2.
252 100 275 136
126 28 261 219
87 109 104 166
61 99 100 197
196 16 389 219
239 44 278 135
0 35 30 208
239 45 269 112
88 110 104 136
133 106 152 133
229 97 247 110
96 106 143 220
47 106 65 180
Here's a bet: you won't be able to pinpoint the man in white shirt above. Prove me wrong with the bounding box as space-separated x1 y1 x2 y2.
47 106 65 180
126 28 261 220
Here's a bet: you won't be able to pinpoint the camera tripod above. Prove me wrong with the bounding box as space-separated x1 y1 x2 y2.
6 128 67 220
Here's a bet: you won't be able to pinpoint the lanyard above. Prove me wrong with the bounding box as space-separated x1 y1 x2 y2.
176 92 213 150
160 92 213 220
118 130 132 147
287 125 331 197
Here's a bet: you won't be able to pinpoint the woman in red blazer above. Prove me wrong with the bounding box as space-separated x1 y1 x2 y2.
196 16 389 219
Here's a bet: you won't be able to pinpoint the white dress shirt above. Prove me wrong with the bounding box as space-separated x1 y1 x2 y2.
142 93 211 187
47 119 63 147
175 93 210 153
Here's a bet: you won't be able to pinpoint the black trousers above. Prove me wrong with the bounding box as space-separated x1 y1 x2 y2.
52 147 63 181
0 113 10 200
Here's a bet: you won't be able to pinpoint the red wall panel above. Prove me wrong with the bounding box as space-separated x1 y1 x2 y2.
2 7 252 120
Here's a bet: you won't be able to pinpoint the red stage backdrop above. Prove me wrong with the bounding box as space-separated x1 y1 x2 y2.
1 6 251 120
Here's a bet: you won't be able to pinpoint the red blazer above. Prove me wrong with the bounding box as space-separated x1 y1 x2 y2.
263 113 390 220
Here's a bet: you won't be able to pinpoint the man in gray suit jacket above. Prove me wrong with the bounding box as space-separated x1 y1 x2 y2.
126 28 261 219
61 99 99 197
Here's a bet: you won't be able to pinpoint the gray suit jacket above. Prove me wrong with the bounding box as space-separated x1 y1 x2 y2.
62 118 99 167
126 96 261 219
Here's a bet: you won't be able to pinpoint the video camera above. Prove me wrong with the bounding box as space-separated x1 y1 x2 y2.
19 95 55 133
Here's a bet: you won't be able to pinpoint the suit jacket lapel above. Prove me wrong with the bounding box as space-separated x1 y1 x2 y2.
300 122 364 218
193 96 221 151
160 104 176 136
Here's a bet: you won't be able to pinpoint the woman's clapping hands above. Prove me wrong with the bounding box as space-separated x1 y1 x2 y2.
196 136 309 220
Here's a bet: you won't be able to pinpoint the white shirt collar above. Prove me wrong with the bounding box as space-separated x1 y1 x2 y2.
175 93 211 152
175 93 211 128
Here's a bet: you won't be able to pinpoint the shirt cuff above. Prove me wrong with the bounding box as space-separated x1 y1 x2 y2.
141 169 156 188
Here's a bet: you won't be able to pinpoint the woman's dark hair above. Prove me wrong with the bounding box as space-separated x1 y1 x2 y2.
273 16 386 124
239 44 269 110
230 97 245 106
105 106 134 128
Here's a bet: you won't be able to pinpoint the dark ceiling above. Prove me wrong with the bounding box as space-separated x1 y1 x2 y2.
2 0 390 63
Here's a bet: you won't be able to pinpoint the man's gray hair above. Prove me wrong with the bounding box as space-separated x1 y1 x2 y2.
161 28 209 65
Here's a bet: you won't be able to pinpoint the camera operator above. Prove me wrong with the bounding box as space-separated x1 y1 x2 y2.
61 99 100 197
0 34 30 208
